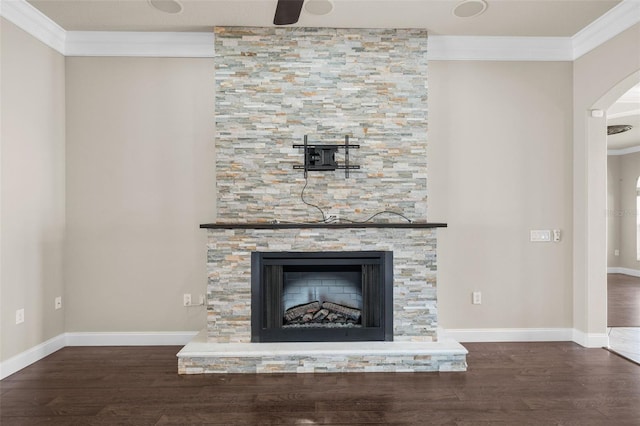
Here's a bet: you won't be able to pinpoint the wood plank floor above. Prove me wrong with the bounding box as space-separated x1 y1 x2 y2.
1 342 640 425
608 273 640 327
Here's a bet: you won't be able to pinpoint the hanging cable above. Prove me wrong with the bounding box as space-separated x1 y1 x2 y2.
300 176 327 222
339 210 412 224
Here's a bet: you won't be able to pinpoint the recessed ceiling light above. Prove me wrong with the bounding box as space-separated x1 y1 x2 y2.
304 0 334 16
607 125 633 135
148 0 183 14
453 0 488 18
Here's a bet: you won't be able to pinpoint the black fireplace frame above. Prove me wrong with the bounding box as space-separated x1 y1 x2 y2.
251 251 393 342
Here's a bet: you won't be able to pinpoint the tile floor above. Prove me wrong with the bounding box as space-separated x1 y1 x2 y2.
607 327 640 365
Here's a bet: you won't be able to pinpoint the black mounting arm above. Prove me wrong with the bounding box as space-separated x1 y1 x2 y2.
293 135 360 178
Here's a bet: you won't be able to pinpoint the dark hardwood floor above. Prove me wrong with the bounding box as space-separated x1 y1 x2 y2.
608 273 640 327
1 342 640 425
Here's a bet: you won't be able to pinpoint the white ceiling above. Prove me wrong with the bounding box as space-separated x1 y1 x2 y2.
26 0 621 36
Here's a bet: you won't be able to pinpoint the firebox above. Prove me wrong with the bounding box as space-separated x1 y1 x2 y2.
251 251 393 342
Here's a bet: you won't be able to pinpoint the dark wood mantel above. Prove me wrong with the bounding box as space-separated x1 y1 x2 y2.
200 222 447 230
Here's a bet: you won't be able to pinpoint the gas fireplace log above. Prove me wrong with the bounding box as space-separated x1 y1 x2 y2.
326 313 339 322
322 302 361 321
312 308 330 322
284 301 321 322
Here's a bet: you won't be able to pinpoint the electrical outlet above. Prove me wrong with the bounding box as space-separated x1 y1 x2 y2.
614 249 620 256
472 291 482 305
55 296 62 310
16 308 25 324
199 295 206 306
183 294 192 306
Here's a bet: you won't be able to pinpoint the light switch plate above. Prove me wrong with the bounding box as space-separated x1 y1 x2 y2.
530 230 551 242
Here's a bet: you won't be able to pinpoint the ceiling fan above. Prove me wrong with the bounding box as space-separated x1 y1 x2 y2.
274 0 305 25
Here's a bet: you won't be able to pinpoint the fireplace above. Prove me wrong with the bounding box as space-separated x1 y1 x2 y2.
177 27 468 374
251 251 393 342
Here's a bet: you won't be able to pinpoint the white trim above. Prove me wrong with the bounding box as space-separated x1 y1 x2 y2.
65 331 198 346
0 0 66 55
572 329 610 348
0 334 66 380
428 35 572 61
0 332 198 379
608 267 640 277
572 0 640 60
2 0 638 60
439 327 574 343
441 327 610 348
65 31 215 58
608 146 640 156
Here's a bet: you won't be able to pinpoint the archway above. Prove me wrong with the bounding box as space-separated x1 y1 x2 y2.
583 70 640 346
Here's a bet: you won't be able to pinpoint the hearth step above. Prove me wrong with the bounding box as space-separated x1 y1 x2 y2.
177 330 468 374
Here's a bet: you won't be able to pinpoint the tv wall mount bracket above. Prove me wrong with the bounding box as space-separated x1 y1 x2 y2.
293 135 360 178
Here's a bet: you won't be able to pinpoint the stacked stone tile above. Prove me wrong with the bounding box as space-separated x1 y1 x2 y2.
214 27 428 223
206 227 438 343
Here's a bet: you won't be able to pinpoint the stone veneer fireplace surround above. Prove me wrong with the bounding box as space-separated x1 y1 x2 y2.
177 223 467 373
176 27 468 373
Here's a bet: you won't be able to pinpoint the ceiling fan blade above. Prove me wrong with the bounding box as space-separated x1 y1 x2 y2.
274 0 305 25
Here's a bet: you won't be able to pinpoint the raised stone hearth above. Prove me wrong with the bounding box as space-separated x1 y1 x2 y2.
178 330 467 374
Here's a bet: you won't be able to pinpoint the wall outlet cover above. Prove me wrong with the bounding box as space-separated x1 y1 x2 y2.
16 308 25 324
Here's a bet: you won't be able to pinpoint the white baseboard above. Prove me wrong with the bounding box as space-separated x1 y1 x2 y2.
0 328 611 379
441 327 610 348
65 331 198 346
440 327 574 343
607 267 640 278
0 334 66 380
572 329 609 348
0 331 198 380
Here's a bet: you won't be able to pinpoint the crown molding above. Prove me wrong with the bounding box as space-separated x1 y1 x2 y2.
428 35 572 61
1 0 638 60
65 31 215 57
0 0 66 54
572 0 640 60
608 145 640 156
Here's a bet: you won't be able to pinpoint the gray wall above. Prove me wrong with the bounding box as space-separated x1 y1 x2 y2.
429 61 573 329
63 57 574 333
3 19 639 360
64 57 215 332
608 155 622 267
608 152 640 271
1 19 66 361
